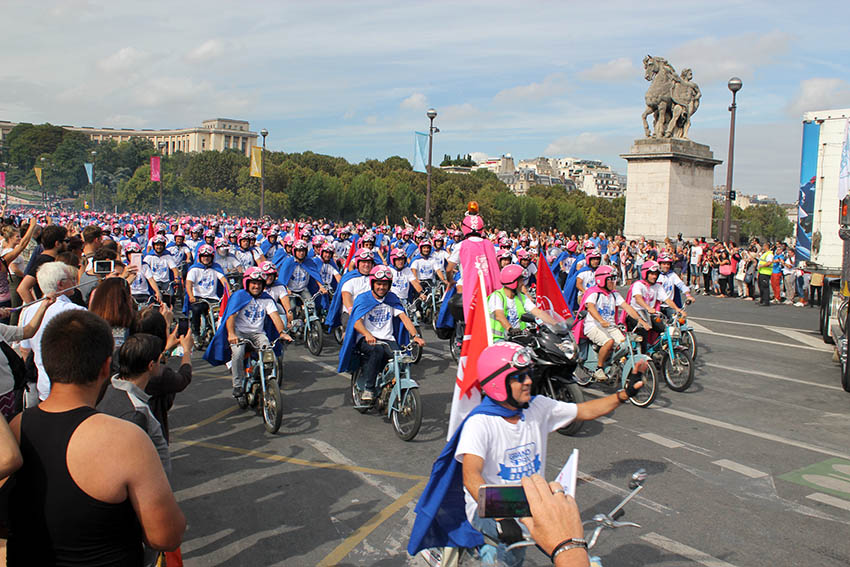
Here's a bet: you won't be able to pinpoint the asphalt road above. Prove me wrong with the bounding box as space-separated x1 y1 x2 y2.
167 295 850 566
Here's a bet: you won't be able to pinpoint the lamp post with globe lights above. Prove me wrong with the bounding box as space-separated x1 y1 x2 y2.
260 128 268 218
723 77 742 243
90 150 97 210
425 108 439 228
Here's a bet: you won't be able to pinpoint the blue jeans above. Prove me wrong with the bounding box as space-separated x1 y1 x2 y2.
355 338 398 392
469 511 526 567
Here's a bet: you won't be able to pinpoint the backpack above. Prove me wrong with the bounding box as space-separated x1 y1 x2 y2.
2 341 30 418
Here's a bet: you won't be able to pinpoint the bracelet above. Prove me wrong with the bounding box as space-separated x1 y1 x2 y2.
616 389 628 403
550 538 587 562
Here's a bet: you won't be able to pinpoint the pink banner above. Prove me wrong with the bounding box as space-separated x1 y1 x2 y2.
150 156 161 182
0 172 5 189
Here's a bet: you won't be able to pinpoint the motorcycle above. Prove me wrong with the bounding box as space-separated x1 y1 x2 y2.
644 312 694 392
510 312 585 436
234 336 287 434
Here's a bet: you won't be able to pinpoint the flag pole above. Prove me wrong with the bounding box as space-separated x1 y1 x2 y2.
479 267 493 347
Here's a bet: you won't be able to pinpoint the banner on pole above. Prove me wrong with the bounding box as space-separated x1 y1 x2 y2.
250 146 263 178
84 162 93 184
795 121 820 261
0 172 5 189
150 156 161 182
412 131 428 173
839 119 850 202
33 167 43 186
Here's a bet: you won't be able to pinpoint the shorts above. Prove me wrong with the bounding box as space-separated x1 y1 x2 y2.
585 324 625 347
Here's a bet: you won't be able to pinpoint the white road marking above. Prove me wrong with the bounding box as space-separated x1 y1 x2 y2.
767 326 833 349
306 438 404 500
712 459 768 478
703 363 843 391
638 432 683 448
577 471 673 514
655 407 850 461
690 327 829 352
297 354 339 373
597 416 617 424
640 532 740 567
687 320 712 333
690 316 818 333
806 492 850 512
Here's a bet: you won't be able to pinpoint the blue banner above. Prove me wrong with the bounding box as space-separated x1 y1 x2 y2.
412 131 429 173
84 162 93 184
796 121 820 261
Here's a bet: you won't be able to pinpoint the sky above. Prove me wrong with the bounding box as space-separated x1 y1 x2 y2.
3 0 850 202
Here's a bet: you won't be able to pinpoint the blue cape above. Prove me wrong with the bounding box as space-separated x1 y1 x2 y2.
435 285 456 330
260 239 279 256
336 291 409 374
271 247 289 266
324 269 367 329
407 397 527 556
549 250 574 277
276 256 324 292
202 289 281 366
562 264 591 313
182 261 225 316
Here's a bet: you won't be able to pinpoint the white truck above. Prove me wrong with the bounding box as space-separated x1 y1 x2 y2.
798 108 850 390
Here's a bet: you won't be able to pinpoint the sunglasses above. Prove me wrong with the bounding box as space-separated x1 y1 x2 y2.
507 369 533 383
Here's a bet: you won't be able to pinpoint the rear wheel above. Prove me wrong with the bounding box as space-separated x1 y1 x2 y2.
391 387 422 441
350 369 369 413
333 326 344 345
410 327 423 364
629 359 658 408
306 321 323 355
552 379 585 436
822 283 834 344
262 379 283 433
450 330 462 361
681 329 698 361
573 365 592 386
662 347 694 392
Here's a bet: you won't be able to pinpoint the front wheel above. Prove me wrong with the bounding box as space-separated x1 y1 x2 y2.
552 380 585 436
391 387 422 441
450 331 462 361
306 321 323 356
262 379 283 433
350 369 370 413
663 347 694 391
333 326 344 345
410 328 423 364
628 359 658 408
681 329 698 361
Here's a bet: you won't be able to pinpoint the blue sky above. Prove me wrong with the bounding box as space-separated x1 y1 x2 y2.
3 0 850 202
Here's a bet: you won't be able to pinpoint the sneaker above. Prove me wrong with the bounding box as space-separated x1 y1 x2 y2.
593 367 607 381
360 389 374 403
193 334 203 349
232 386 244 398
794 301 804 307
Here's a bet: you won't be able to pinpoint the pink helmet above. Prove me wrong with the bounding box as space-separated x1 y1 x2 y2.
566 241 578 253
243 266 265 290
583 241 595 250
204 229 215 238
585 249 601 262
516 249 530 261
418 239 433 254
282 234 295 246
390 248 407 263
174 228 185 238
311 235 324 246
151 234 167 245
197 244 215 257
554 239 563 246
477 342 534 403
497 249 513 261
369 265 393 285
124 242 141 253
259 260 278 277
640 260 660 281
214 237 228 248
354 248 374 265
361 231 376 243
320 242 335 254
594 265 617 289
658 254 673 264
293 239 308 251
461 214 484 236
498 237 511 247
500 264 525 291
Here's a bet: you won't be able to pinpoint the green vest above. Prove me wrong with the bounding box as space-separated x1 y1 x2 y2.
758 251 773 276
489 288 529 340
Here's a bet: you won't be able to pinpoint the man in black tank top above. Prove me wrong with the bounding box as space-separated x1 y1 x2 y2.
2 310 185 567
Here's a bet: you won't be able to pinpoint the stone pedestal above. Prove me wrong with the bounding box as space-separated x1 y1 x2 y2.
621 138 721 242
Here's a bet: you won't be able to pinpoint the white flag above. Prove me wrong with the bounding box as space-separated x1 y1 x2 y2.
839 119 850 201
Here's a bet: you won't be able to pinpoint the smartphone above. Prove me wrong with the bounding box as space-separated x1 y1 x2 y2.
176 318 189 338
93 260 114 274
129 253 142 269
477 484 530 518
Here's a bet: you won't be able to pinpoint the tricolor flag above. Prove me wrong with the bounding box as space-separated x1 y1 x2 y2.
250 146 263 178
536 250 572 320
150 156 161 182
446 269 492 440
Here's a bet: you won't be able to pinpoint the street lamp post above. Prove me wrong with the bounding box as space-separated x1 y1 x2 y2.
40 157 46 207
1 162 7 207
90 150 97 211
723 77 742 243
425 108 439 229
157 143 165 214
260 128 268 218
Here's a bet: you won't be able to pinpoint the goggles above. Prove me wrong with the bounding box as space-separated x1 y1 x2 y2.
479 346 535 388
372 267 393 280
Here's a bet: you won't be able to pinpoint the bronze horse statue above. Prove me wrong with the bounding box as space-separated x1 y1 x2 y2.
641 55 677 139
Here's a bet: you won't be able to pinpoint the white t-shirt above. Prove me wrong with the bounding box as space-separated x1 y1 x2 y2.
629 280 662 316
187 266 222 300
390 266 415 299
689 245 703 265
577 270 595 291
319 261 339 286
657 271 688 302
584 290 625 330
234 248 257 270
341 274 372 313
215 254 241 274
358 297 404 341
143 253 177 283
520 262 537 281
129 264 155 296
1 247 26 276
288 263 310 292
488 292 536 329
410 257 437 281
233 296 278 334
455 396 578 524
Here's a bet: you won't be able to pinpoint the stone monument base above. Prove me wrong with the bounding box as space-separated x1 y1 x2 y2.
621 138 721 242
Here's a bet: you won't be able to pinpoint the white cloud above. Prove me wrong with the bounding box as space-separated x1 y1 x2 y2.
667 31 792 82
544 132 607 157
786 78 850 118
187 39 225 62
493 74 568 104
470 151 490 164
365 115 378 125
579 58 636 82
400 92 427 110
97 47 147 72
103 114 148 128
134 77 211 107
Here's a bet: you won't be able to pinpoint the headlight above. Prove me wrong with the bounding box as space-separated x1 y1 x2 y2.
669 326 681 338
557 340 575 358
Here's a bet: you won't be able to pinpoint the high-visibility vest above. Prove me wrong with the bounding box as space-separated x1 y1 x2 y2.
489 288 528 340
758 251 773 276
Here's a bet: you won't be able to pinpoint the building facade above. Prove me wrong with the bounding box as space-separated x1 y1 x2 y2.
0 118 257 157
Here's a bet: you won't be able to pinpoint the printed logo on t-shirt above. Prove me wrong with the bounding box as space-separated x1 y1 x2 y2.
243 300 266 325
366 305 392 327
498 442 541 481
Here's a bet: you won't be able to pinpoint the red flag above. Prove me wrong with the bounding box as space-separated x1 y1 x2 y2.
293 222 301 242
536 251 572 320
147 216 155 240
0 172 5 189
150 156 161 182
219 284 230 320
343 241 356 272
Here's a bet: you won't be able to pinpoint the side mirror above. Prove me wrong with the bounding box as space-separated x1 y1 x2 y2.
520 312 537 323
628 468 647 490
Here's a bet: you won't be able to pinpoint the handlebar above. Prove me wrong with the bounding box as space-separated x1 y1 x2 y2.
234 336 287 350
